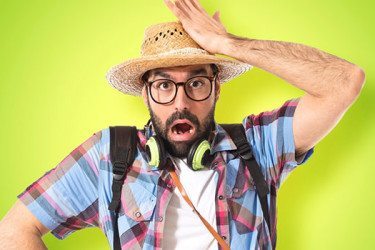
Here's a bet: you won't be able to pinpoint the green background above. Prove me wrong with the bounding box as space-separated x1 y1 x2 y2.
0 0 373 249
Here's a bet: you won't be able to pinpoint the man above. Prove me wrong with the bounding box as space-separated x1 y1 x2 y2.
0 0 365 249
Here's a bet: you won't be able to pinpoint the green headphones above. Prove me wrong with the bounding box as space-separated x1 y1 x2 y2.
145 135 213 171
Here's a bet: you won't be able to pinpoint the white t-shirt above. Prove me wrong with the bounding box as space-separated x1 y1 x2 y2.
163 157 218 250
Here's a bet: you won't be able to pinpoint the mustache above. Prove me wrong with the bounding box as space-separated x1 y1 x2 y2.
165 109 200 130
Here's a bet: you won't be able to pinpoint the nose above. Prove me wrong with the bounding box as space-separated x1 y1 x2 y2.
173 84 191 110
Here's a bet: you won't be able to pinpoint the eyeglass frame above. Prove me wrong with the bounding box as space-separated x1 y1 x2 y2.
143 74 218 105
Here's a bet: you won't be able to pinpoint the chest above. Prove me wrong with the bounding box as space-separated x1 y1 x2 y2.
99 150 268 249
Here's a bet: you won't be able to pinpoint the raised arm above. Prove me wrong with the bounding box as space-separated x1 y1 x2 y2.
0 200 49 250
164 0 366 155
218 36 365 156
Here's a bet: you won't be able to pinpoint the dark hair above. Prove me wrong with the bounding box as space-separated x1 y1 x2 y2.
141 70 151 84
210 64 219 76
141 64 219 84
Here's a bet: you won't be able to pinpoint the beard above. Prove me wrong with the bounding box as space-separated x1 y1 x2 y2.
148 106 216 158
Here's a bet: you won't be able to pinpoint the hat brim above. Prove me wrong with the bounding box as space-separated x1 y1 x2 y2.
106 53 252 96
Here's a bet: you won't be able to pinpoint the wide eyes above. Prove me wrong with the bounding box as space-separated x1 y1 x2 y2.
154 80 174 91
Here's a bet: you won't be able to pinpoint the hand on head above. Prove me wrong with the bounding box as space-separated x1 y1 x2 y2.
163 0 229 55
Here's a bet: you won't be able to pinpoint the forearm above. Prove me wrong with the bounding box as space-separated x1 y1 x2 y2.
221 34 365 100
0 224 48 250
0 231 48 250
0 201 49 250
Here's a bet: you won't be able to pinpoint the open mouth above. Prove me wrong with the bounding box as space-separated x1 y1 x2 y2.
172 123 193 134
169 119 196 141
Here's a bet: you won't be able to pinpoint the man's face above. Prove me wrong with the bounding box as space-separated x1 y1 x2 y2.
142 64 220 158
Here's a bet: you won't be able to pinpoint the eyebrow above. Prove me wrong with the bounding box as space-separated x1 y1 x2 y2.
150 68 210 80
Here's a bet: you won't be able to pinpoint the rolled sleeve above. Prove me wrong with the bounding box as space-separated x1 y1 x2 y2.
17 129 103 239
243 97 314 188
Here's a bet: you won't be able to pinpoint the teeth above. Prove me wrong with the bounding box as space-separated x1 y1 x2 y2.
172 129 181 135
171 126 193 135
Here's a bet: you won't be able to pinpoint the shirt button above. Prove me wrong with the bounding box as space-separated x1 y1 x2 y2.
218 195 224 200
233 187 239 193
158 216 163 222
221 235 227 240
135 211 141 218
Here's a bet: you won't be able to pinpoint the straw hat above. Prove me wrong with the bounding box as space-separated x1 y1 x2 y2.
106 21 253 96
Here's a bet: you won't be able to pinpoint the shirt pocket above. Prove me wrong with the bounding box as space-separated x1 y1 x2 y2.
117 181 157 238
227 165 263 235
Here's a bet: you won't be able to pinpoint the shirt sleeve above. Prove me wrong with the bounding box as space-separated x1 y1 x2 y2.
243 97 314 188
17 129 103 239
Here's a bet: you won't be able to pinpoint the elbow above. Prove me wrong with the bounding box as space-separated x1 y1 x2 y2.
349 66 366 97
341 66 366 105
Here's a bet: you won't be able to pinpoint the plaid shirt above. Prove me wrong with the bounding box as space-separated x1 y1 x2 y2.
18 97 314 250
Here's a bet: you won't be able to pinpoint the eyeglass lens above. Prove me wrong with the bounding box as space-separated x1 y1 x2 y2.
149 76 213 104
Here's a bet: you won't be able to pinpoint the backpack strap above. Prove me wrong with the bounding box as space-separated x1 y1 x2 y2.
220 124 273 245
108 126 138 250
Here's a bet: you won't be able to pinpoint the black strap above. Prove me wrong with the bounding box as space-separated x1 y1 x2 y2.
108 126 138 250
112 212 120 250
220 123 274 248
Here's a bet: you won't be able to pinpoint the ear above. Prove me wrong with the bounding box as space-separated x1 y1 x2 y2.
142 86 149 106
214 79 221 102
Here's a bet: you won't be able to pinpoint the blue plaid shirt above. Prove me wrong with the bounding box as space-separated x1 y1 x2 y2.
18 97 314 249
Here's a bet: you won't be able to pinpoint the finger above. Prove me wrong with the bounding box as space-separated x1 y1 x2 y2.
187 0 203 12
164 0 189 20
177 0 211 27
164 0 177 14
188 0 219 24
174 0 192 19
178 0 193 12
182 0 198 12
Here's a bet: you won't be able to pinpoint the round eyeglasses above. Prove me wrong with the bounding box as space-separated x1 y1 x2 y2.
145 75 217 104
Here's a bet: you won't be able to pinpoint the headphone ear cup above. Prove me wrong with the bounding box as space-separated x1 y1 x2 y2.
187 139 211 171
155 136 166 167
145 136 166 168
